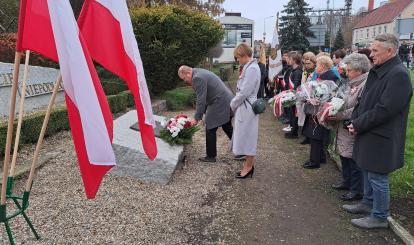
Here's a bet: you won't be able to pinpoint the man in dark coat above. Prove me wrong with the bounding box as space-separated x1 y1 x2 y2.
285 51 303 138
343 34 413 229
178 66 234 163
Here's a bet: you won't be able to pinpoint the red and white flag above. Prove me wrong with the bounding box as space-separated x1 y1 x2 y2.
78 0 158 160
17 0 116 199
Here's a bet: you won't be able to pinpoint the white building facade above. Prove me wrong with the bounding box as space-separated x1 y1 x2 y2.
353 0 414 47
216 13 254 63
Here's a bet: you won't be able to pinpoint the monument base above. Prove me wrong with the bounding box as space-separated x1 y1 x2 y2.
111 110 184 184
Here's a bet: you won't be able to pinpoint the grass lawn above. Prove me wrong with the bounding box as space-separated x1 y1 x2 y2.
391 70 414 198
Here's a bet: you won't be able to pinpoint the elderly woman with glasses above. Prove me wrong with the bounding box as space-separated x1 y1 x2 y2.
329 53 371 201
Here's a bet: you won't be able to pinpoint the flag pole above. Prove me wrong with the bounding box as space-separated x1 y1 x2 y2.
25 74 62 192
8 50 31 185
1 51 23 205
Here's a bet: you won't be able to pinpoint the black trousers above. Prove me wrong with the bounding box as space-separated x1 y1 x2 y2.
340 156 363 194
309 138 325 165
206 119 233 158
287 106 298 135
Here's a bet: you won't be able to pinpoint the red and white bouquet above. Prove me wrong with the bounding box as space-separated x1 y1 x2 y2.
160 115 199 145
273 90 296 118
317 97 346 123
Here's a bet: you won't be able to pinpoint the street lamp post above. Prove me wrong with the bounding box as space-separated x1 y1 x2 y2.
263 15 274 42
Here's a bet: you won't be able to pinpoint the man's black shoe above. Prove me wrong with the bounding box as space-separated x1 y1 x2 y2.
300 138 310 145
331 183 350 191
285 133 298 139
340 192 363 201
303 161 320 169
198 157 216 163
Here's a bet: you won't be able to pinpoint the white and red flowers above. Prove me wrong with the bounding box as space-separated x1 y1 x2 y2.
161 115 199 145
165 115 193 138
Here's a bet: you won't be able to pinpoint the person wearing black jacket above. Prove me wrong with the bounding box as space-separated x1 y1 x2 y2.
303 56 339 169
285 51 303 138
343 34 413 229
257 61 268 98
398 41 410 68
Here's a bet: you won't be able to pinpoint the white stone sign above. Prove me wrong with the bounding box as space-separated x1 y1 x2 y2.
0 62 65 117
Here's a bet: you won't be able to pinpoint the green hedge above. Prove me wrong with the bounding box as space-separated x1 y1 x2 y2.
162 87 195 110
0 90 134 157
102 78 129 96
130 6 224 95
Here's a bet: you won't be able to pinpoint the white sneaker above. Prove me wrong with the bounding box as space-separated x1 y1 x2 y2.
282 126 292 132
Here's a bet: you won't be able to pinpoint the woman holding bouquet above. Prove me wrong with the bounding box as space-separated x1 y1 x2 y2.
231 43 261 179
329 53 371 201
298 52 317 144
303 56 339 169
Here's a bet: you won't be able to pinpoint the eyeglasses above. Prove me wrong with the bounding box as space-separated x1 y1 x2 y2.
304 62 312 65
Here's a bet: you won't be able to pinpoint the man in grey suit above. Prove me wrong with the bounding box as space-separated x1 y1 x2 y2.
178 65 234 162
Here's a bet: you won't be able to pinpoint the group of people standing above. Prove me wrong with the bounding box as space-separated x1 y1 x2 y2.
178 33 412 230
270 33 412 229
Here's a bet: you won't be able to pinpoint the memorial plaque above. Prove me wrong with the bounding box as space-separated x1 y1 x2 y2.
0 62 65 117
129 115 166 137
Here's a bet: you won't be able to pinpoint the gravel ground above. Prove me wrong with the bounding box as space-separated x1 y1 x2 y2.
0 108 240 244
0 107 406 244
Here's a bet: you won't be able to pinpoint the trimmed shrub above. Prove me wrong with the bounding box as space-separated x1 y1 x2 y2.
101 78 129 96
130 6 224 95
163 87 195 110
107 93 129 113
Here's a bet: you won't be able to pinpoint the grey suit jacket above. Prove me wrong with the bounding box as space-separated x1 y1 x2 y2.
192 68 234 129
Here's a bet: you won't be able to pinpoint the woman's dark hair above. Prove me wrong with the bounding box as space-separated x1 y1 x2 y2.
358 48 374 63
333 49 346 59
288 51 302 65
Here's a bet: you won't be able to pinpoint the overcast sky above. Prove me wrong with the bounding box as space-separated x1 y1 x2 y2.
222 0 381 40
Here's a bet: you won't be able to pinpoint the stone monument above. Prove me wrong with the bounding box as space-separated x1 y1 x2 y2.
110 110 184 184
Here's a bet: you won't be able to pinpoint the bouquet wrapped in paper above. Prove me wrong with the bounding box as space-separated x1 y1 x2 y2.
317 97 346 123
160 115 199 145
273 90 296 118
296 80 338 110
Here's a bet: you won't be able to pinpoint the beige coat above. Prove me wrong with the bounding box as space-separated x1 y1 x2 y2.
334 73 368 158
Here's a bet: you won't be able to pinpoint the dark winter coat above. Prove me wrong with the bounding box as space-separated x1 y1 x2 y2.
352 56 413 174
283 66 292 90
257 62 268 98
289 66 303 90
303 69 339 142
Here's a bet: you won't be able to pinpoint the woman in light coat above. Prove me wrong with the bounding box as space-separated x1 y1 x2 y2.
230 43 261 179
329 53 371 201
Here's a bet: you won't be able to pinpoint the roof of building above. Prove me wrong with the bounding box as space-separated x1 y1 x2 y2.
354 0 413 29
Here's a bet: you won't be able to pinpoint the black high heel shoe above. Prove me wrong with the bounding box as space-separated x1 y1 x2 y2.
235 166 254 179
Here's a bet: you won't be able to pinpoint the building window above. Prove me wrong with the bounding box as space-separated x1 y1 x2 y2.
223 29 237 47
366 29 369 38
384 25 387 33
373 27 376 36
379 26 382 34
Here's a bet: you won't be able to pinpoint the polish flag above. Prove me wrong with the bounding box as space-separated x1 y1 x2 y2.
17 0 116 199
78 0 158 160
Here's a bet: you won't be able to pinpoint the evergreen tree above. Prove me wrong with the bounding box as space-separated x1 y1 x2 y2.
279 0 314 52
324 31 331 48
333 29 345 51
